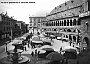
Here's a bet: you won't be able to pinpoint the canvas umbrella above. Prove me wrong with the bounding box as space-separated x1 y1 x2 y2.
63 46 77 59
32 40 43 44
46 52 64 61
50 35 56 39
40 45 52 49
20 37 26 40
39 34 45 40
42 48 54 52
42 39 51 42
32 35 40 39
63 46 77 53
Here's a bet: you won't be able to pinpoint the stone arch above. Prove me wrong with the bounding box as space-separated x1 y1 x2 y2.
66 35 68 38
67 29 72 32
73 19 77 26
57 21 59 26
83 37 90 51
54 21 56 26
73 29 76 32
51 22 53 26
62 21 63 26
69 35 72 41
73 36 76 42
64 20 66 26
83 37 89 46
56 21 58 26
70 19 72 26
54 29 56 31
67 20 69 26
70 28 74 32
60 21 61 26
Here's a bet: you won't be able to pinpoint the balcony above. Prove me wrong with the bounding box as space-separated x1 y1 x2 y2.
41 25 81 29
44 30 79 36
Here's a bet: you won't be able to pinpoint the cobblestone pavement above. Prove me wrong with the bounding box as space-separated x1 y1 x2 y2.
0 35 90 64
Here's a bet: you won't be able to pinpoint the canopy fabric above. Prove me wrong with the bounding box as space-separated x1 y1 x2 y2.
32 35 40 41
46 52 64 61
20 37 26 40
64 49 77 53
12 39 22 44
64 46 76 50
63 46 77 53
42 39 52 43
32 35 40 38
7 45 15 51
42 48 54 51
8 49 23 53
32 37 40 41
50 35 55 37
63 52 77 59
32 40 43 43
22 34 28 37
40 45 52 49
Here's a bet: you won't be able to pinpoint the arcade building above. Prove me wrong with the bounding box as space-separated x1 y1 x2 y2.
41 0 90 51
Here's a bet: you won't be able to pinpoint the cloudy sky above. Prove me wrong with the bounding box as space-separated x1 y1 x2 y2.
0 0 69 24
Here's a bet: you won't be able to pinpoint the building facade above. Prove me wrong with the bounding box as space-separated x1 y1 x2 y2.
16 21 27 35
42 0 90 51
0 13 18 39
0 13 26 39
29 16 46 34
25 24 29 33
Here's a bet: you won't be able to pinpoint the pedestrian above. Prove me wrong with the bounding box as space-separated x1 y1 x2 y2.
31 41 33 48
5 41 10 52
60 47 62 53
35 49 37 57
31 51 34 56
37 32 40 35
65 58 68 64
70 40 72 46
30 32 33 38
73 44 74 47
5 42 8 52
37 51 40 57
24 45 27 51
33 43 35 48
27 39 30 47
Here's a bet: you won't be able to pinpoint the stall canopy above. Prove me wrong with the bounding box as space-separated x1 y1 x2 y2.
46 52 64 61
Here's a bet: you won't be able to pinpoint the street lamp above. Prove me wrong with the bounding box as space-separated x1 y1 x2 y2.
11 27 13 41
10 22 13 41
5 41 10 52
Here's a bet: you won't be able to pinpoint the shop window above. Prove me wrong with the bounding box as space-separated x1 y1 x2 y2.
67 20 69 26
54 29 56 31
73 19 76 26
78 19 81 25
70 20 72 26
64 20 66 26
